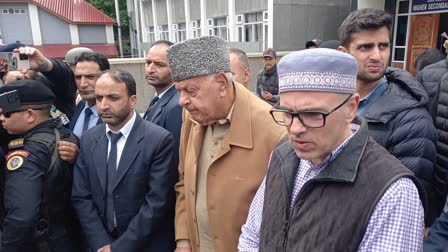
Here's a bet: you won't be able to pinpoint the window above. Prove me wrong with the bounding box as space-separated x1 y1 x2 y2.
160 25 169 41
241 12 264 42
175 23 186 42
147 27 155 43
192 20 201 38
392 0 410 63
208 17 228 41
2 8 26 15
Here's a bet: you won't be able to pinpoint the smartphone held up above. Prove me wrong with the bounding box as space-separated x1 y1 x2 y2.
0 52 30 72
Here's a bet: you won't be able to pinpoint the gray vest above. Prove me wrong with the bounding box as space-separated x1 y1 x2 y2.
259 121 426 252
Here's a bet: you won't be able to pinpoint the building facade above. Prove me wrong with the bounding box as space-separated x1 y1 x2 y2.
385 0 448 75
127 0 355 56
0 0 117 58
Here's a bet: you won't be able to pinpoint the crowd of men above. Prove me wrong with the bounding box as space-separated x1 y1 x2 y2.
1 7 448 252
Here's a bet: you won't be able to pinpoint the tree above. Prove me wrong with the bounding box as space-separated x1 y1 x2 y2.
86 0 130 37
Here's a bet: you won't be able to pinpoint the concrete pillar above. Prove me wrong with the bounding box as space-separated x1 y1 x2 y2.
358 0 385 10
184 0 192 39
28 3 42 45
69 24 80 45
228 0 236 42
200 0 206 36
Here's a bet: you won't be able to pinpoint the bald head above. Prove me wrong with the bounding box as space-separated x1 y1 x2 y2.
229 48 251 88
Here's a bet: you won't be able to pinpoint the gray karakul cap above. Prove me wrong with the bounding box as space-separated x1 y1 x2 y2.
278 48 358 94
65 47 94 65
167 36 231 82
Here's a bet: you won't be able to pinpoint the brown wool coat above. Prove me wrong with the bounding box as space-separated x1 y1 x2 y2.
175 82 287 252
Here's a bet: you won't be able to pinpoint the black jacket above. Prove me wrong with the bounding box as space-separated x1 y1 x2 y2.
256 65 279 103
362 68 437 225
1 119 81 252
416 55 448 117
72 115 177 251
429 69 448 226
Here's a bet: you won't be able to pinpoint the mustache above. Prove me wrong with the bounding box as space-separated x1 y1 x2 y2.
99 109 115 116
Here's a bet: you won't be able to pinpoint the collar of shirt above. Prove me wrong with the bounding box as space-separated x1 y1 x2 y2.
304 125 358 171
217 103 234 125
155 83 175 100
357 76 388 116
289 123 360 209
105 110 136 140
84 102 99 117
190 103 235 126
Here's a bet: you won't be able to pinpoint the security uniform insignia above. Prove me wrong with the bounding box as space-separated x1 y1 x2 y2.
5 150 29 171
8 138 24 149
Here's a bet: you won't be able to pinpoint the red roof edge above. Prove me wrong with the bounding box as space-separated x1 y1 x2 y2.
34 44 118 59
32 0 116 24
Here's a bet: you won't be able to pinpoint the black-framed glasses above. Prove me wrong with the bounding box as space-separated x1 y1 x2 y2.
270 94 352 128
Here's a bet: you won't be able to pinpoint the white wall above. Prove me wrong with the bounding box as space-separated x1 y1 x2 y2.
358 0 385 10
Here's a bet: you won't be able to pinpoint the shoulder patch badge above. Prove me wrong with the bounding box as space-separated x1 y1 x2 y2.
5 150 29 171
8 138 24 149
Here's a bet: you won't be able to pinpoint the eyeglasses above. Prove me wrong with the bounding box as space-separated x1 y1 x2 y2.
270 95 352 128
1 107 49 118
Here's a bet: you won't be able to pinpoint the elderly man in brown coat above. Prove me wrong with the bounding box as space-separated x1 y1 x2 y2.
168 36 286 252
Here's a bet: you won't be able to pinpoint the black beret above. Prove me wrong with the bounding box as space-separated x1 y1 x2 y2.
0 42 25 53
0 80 54 112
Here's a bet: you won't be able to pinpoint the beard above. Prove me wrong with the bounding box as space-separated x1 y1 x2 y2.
100 107 132 128
357 68 385 83
146 75 173 90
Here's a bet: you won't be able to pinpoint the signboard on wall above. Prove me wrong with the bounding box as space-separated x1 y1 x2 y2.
412 0 448 13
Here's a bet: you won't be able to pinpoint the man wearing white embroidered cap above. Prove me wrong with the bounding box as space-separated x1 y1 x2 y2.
238 48 425 251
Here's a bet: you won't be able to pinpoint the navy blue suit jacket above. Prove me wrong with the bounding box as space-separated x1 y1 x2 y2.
71 114 177 251
144 85 182 160
68 99 103 131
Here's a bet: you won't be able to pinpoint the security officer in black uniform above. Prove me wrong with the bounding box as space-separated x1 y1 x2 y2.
0 80 82 252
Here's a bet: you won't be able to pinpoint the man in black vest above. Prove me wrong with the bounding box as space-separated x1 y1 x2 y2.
238 49 425 251
0 80 81 251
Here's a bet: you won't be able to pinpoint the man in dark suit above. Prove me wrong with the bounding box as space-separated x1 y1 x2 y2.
69 52 110 135
143 40 182 151
72 69 177 252
57 52 110 165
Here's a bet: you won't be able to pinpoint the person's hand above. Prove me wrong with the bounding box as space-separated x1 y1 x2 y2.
14 46 52 72
58 141 79 164
174 248 192 252
262 90 274 101
444 40 448 49
2 70 27 84
424 227 430 240
97 245 111 252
